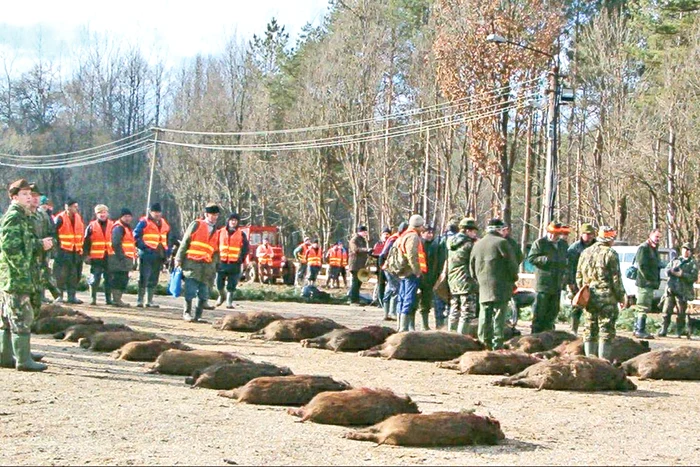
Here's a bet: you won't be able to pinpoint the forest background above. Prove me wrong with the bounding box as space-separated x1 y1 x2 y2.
1 0 699 256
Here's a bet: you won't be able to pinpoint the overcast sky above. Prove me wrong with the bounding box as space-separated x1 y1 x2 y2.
0 0 330 73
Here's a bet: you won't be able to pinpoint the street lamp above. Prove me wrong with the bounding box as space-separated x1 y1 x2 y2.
486 33 568 229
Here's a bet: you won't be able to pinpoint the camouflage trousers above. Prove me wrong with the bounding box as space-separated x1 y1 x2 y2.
583 303 618 343
0 292 38 334
448 293 477 328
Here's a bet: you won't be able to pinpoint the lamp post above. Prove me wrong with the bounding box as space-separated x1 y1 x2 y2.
486 34 560 229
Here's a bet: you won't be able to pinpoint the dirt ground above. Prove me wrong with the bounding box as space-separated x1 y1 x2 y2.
2 288 700 466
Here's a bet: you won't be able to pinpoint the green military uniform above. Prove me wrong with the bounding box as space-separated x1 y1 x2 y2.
566 225 596 334
446 226 478 334
417 233 441 330
31 206 59 301
576 238 625 360
469 221 519 350
659 245 698 337
0 185 48 372
633 240 661 338
527 235 568 333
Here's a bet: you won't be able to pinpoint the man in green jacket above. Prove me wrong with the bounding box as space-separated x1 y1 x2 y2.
0 179 53 371
447 218 478 334
658 243 698 338
469 218 519 350
29 183 60 303
633 229 662 339
527 222 570 333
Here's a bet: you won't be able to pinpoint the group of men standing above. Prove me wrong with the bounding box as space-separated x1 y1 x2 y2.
291 238 347 288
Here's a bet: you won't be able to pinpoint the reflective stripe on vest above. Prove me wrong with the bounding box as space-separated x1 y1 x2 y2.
115 221 136 259
306 247 323 267
88 219 114 259
141 217 170 250
185 221 218 263
328 247 343 267
256 244 274 265
297 243 310 264
219 228 244 263
397 229 428 274
56 211 85 254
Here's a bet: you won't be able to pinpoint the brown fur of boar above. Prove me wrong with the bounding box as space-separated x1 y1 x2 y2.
250 317 347 342
358 331 484 361
189 360 293 389
288 388 420 426
534 337 650 364
150 349 251 376
54 323 132 341
438 350 541 375
622 346 700 380
214 311 287 332
78 331 160 352
33 315 101 334
343 412 505 446
35 304 90 321
116 340 192 362
505 330 577 354
219 375 352 405
300 326 396 352
494 355 636 391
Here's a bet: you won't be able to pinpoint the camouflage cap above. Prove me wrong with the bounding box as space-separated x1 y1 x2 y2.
8 179 31 197
580 223 595 235
459 217 479 230
682 242 693 252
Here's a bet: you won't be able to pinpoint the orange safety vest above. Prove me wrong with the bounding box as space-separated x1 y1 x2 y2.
297 243 310 264
327 246 344 267
185 220 219 263
381 233 400 271
397 229 428 274
306 246 323 267
219 228 244 263
256 244 274 266
56 211 85 254
114 220 136 259
341 248 348 267
140 217 170 250
88 219 114 259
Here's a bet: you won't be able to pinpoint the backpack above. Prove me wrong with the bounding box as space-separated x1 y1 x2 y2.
384 242 408 276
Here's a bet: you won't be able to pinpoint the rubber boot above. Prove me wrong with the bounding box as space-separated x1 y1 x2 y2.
598 340 612 362
382 299 392 321
406 312 416 332
182 300 194 322
11 334 47 372
0 330 15 368
398 314 409 332
193 300 205 323
67 290 83 305
447 313 458 332
633 315 654 339
104 289 113 306
420 312 430 331
571 309 581 335
657 314 671 337
111 290 130 308
53 291 64 304
226 292 236 309
136 287 145 308
456 318 467 335
389 296 397 320
583 340 598 357
145 288 159 308
215 289 226 307
89 286 97 305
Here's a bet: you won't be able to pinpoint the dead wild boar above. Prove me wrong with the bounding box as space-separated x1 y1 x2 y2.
358 331 484 361
214 311 287 332
343 412 505 447
188 360 293 390
78 331 160 352
35 304 89 321
494 355 636 391
149 349 251 376
116 340 192 362
535 337 650 364
622 346 700 380
438 350 541 375
33 315 102 334
300 326 396 352
54 323 132 341
288 388 420 426
250 317 347 342
505 330 577 354
219 375 352 406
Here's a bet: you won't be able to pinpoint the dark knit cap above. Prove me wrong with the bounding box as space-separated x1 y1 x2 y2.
120 208 133 217
150 203 162 212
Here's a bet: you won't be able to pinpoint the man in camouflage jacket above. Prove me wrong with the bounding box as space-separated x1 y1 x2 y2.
566 223 596 334
0 179 52 371
576 226 627 361
29 183 60 302
659 243 698 338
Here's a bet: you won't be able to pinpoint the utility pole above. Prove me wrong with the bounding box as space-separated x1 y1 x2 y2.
542 64 559 228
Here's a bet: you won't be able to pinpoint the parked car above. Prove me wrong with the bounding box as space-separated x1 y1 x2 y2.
612 244 676 308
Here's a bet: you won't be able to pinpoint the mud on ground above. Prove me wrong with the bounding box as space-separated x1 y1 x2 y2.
1 291 700 466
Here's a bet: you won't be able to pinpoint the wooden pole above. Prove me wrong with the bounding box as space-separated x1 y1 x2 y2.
146 129 158 216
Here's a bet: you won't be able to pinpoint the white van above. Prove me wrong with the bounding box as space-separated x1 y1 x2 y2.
612 244 676 304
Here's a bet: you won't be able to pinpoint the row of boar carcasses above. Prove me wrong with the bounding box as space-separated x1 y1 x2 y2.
34 304 700 447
